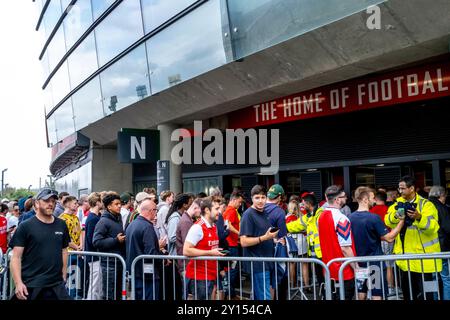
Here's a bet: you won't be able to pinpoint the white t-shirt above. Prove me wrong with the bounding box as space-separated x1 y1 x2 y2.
328 207 353 247
7 215 18 231
185 217 213 246
120 207 130 228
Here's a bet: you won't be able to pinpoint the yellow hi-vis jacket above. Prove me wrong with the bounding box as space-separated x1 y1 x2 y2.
385 194 442 273
287 207 324 258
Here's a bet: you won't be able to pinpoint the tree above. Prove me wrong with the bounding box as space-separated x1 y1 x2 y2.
5 188 34 201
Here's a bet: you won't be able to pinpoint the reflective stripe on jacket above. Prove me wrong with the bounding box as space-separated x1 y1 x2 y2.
287 207 323 258
385 194 441 273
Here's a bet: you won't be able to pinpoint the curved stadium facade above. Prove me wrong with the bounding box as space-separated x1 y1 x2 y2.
36 0 450 197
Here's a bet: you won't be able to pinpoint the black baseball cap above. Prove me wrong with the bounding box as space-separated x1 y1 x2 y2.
35 188 58 201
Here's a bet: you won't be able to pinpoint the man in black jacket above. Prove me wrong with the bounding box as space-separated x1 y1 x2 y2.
93 193 126 300
126 199 163 300
428 186 450 300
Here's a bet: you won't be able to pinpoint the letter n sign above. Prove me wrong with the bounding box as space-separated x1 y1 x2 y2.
117 128 160 163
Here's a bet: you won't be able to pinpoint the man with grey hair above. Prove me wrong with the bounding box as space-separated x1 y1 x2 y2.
428 186 450 300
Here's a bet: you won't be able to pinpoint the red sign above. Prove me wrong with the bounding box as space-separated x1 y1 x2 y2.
228 60 450 129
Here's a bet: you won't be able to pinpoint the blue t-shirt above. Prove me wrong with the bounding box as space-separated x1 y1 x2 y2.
264 203 288 238
349 211 388 260
239 207 274 273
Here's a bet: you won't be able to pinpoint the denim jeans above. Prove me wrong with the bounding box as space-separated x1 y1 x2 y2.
441 259 450 300
187 279 215 300
252 271 271 300
135 276 160 300
225 246 239 298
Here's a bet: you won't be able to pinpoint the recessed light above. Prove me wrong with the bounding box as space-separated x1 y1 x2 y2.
307 168 318 172
376 164 385 167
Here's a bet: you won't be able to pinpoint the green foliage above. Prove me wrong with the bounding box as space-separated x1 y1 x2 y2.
4 188 35 201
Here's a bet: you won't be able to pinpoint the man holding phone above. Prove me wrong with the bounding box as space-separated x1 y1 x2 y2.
385 175 441 300
183 197 225 300
240 185 279 300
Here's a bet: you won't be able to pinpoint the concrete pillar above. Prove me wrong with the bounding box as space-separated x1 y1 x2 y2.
343 166 351 197
92 146 133 193
432 160 445 187
158 123 182 194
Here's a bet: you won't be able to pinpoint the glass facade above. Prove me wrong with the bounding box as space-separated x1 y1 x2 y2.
54 162 92 197
39 0 385 145
227 0 386 59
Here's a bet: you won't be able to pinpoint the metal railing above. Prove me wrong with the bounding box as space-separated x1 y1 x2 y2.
0 249 12 300
130 255 332 300
330 253 450 300
67 251 127 300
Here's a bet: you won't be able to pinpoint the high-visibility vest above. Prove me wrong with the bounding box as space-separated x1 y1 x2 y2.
385 194 442 273
287 207 324 258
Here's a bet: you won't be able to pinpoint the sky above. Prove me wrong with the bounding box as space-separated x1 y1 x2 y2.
0 2 51 190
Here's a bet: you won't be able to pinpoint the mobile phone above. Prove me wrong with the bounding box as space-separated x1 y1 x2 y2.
220 250 230 255
270 227 279 233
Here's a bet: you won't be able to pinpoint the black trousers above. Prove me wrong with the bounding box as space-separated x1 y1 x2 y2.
11 282 72 300
400 270 435 300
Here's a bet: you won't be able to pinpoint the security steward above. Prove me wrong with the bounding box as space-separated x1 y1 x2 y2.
385 175 441 300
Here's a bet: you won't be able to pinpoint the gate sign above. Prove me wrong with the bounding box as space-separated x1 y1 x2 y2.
157 160 170 197
117 129 160 163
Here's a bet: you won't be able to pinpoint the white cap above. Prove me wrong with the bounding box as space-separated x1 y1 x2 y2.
1 198 9 203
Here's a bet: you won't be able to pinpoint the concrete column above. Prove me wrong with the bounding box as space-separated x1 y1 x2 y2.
158 123 182 194
343 166 351 197
432 160 445 186
92 146 133 193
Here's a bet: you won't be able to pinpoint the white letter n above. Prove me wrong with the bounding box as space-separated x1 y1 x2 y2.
131 136 146 160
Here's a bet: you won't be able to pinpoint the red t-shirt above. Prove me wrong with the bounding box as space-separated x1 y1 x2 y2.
223 206 240 247
0 216 7 254
370 205 389 226
186 219 219 281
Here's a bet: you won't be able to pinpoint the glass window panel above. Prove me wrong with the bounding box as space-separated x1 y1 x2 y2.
141 0 196 34
227 0 386 59
47 25 67 72
53 99 75 142
91 0 115 21
46 115 57 147
72 76 104 131
64 0 94 49
43 84 54 112
68 33 98 89
55 162 92 196
147 0 226 94
50 61 71 106
94 0 143 67
41 51 51 83
61 0 72 11
43 0 62 40
100 44 149 116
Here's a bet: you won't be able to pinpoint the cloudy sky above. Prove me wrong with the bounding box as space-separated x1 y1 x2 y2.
0 2 50 190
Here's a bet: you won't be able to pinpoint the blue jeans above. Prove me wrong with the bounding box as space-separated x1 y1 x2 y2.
224 246 239 298
252 271 271 300
441 259 450 300
135 276 159 300
187 279 215 300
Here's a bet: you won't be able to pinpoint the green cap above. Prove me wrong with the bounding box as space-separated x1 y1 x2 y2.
267 184 285 200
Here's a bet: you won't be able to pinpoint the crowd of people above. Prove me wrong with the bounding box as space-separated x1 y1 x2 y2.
1 175 449 301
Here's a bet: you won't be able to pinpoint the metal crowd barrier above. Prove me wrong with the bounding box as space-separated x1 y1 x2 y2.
67 251 127 300
130 255 332 300
329 253 450 301
0 249 12 300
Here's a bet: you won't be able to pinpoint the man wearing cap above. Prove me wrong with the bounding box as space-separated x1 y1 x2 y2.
125 191 152 230
264 184 289 300
120 192 132 229
10 188 71 300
